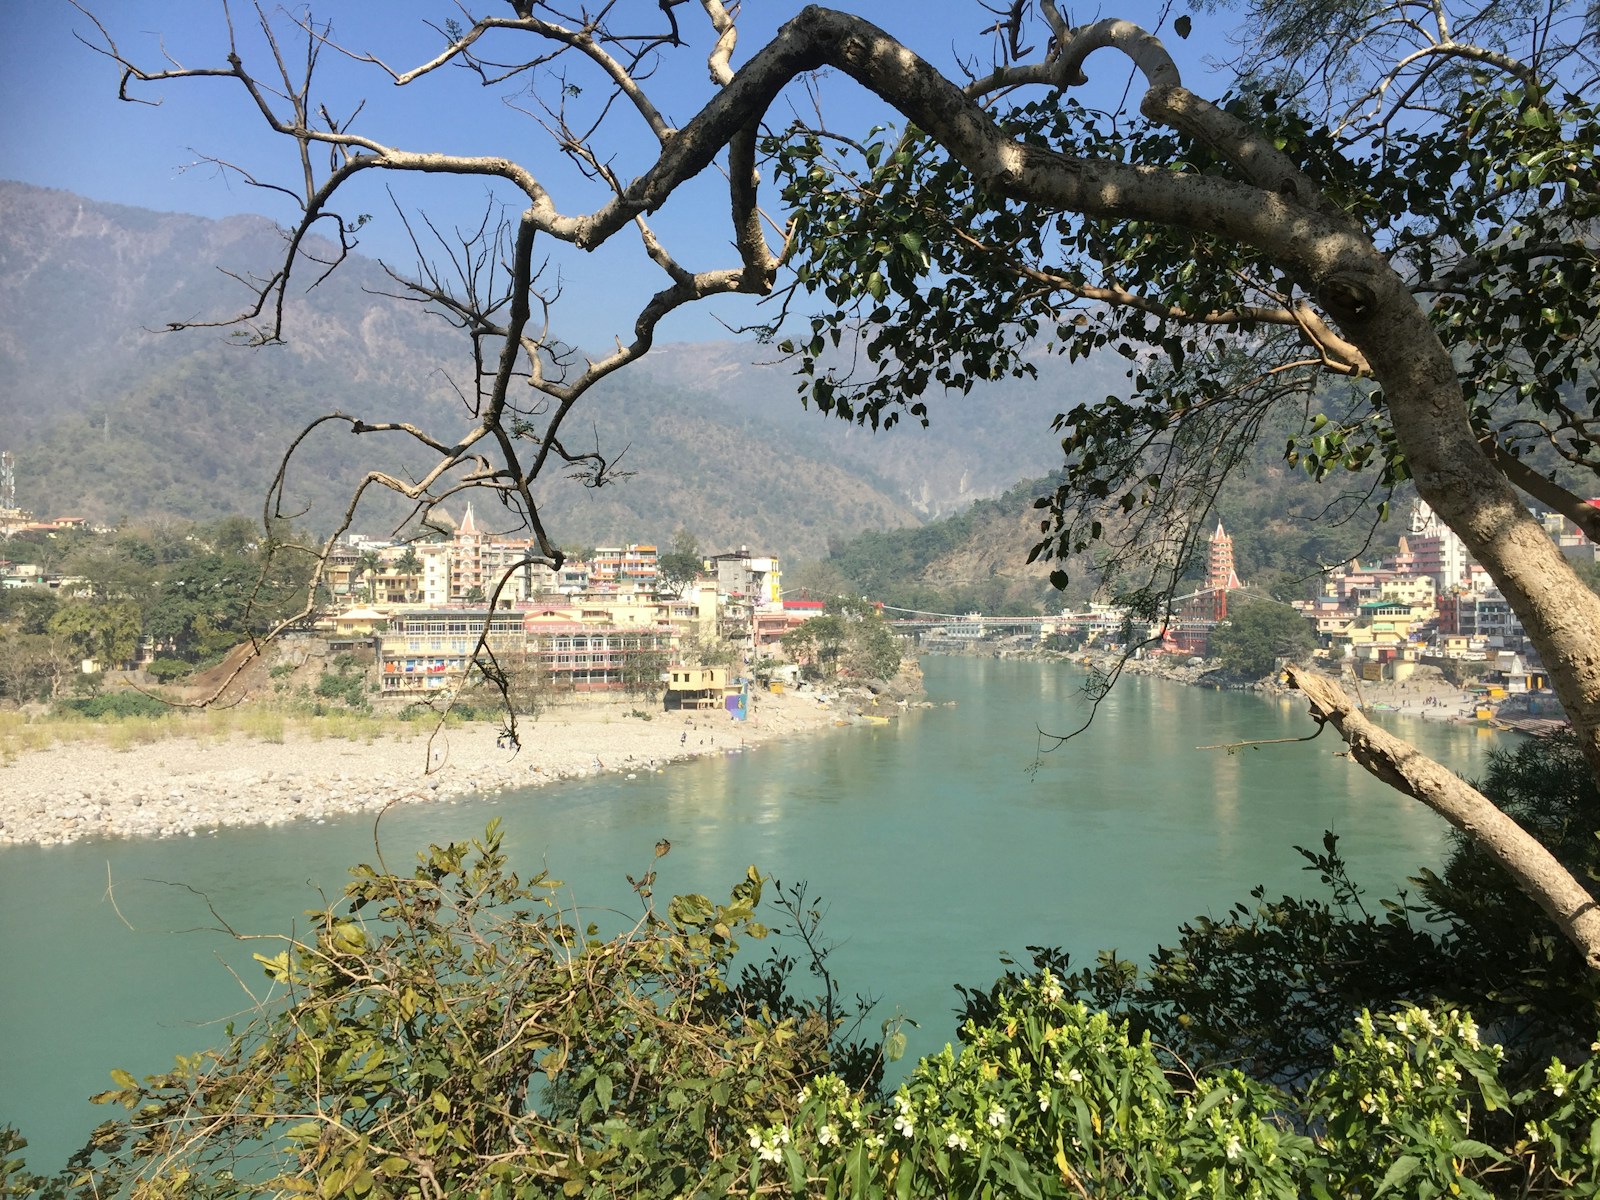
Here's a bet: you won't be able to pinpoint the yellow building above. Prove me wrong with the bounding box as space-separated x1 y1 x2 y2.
666 665 737 710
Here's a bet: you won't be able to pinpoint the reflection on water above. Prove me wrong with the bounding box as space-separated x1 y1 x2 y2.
0 656 1499 1170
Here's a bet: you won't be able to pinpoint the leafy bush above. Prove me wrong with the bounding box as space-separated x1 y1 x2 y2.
963 734 1600 1098
34 824 877 1199
145 657 192 682
773 987 1596 1197
53 691 171 720
314 666 369 709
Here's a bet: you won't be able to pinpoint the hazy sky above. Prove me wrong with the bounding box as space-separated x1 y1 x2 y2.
1 2 1232 349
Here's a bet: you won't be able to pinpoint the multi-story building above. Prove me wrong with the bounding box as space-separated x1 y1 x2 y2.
1408 500 1473 592
1170 521 1243 651
1437 588 1527 649
414 504 541 605
1378 573 1436 617
377 605 677 695
590 545 659 589
708 548 781 607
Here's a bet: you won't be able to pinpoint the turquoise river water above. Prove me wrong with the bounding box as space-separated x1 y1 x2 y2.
0 656 1504 1171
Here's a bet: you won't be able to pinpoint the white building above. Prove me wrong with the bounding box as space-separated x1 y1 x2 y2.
1408 500 1474 592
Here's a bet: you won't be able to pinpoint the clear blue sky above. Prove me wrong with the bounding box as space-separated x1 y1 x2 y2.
1 1 1233 349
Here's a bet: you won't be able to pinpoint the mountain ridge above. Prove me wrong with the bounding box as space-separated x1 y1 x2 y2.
0 180 1120 560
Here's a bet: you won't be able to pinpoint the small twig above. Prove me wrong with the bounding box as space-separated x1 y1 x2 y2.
1196 721 1328 754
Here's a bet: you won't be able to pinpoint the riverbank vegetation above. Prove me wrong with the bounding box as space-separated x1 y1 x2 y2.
0 704 405 765
0 518 313 706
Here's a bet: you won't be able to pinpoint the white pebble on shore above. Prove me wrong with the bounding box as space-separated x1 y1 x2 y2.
0 690 862 848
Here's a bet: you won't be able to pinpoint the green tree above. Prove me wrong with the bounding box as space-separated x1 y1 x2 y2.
656 528 703 596
783 612 849 679
1207 599 1315 679
85 0 1600 964
358 549 383 603
45 600 141 670
396 546 423 602
0 587 58 635
60 538 156 606
206 514 258 557
144 539 313 662
783 598 904 681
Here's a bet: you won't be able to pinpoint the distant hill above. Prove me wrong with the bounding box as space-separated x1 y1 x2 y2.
817 432 1417 614
0 181 1125 560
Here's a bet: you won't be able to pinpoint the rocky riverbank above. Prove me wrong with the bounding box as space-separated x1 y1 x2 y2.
1 675 927 847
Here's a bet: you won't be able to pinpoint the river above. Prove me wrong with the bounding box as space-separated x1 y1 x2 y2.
0 656 1501 1171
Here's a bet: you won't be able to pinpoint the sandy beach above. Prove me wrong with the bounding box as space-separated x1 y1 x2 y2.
1292 666 1488 723
0 689 852 847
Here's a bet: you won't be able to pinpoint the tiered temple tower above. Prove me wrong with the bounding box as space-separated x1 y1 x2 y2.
1193 520 1242 623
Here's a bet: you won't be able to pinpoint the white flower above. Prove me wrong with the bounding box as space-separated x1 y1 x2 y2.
797 1085 811 1105
1040 972 1065 1004
1038 1092 1051 1113
946 1131 972 1152
1225 1135 1243 1162
750 1123 791 1162
893 1112 916 1138
892 1092 913 1115
1553 1083 1567 1098
987 1106 1008 1128
817 1124 838 1147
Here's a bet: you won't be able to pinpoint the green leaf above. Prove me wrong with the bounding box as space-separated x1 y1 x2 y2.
1375 1154 1421 1196
886 1028 907 1062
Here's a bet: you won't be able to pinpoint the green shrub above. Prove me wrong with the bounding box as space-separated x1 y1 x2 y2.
146 657 192 682
314 668 369 709
30 826 869 1199
54 691 171 720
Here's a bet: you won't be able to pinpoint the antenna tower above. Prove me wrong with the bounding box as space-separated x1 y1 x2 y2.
0 450 14 511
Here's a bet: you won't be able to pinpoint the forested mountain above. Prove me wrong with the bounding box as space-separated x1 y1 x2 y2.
814 433 1414 614
0 181 1122 560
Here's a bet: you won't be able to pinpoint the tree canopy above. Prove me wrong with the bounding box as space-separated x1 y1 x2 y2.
1209 599 1317 679
77 0 1600 963
781 597 904 681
